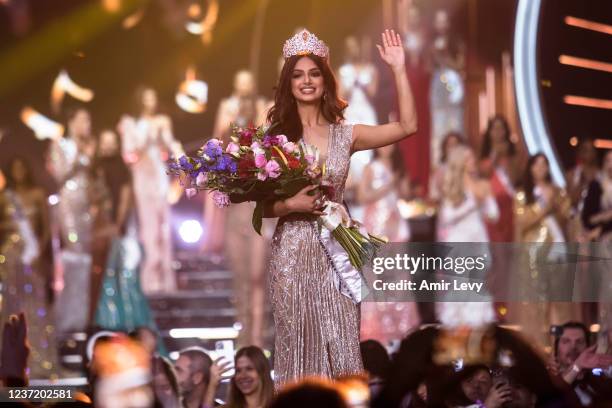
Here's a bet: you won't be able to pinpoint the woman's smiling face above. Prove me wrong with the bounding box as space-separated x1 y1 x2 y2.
291 56 325 104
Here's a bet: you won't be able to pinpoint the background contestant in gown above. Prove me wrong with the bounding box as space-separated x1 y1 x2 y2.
264 29 416 386
209 69 271 347
92 130 158 337
511 153 573 347
48 108 95 333
436 145 498 326
1 162 57 378
338 35 379 221
357 144 419 345
119 87 181 294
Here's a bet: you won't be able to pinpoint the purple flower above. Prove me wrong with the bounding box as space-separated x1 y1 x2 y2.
265 160 281 179
203 139 223 160
215 155 237 173
212 191 230 208
262 135 278 148
178 156 194 171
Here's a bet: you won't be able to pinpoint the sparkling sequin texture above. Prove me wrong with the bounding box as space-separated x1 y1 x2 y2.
268 123 363 387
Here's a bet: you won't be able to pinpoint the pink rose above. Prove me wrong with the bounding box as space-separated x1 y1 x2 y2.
185 188 197 198
212 191 230 208
195 172 208 187
282 142 297 154
257 171 268 181
276 134 288 145
225 142 240 154
265 160 281 179
254 153 267 169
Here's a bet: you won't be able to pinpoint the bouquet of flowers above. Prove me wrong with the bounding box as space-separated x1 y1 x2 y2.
169 124 385 270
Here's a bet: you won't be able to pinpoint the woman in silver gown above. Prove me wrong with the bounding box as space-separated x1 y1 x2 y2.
264 29 417 386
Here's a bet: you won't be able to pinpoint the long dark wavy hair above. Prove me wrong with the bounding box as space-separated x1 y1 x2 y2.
225 346 274 408
266 54 347 142
523 153 552 205
480 114 515 159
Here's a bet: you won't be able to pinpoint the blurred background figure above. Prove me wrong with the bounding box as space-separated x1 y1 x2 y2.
398 0 431 197
358 144 419 344
567 138 600 242
429 8 465 170
91 335 153 408
152 355 181 408
581 150 612 331
48 107 95 333
339 35 379 221
118 87 180 294
511 153 574 346
436 145 498 327
428 131 463 204
205 69 271 347
1 157 56 379
92 129 159 341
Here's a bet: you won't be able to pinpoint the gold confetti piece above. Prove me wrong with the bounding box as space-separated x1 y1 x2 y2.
51 70 94 113
20 107 64 141
122 8 144 29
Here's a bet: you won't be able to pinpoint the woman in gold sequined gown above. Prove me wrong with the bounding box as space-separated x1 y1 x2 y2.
264 29 417 386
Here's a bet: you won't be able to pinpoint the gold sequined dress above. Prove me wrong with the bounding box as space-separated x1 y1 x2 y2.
269 123 363 387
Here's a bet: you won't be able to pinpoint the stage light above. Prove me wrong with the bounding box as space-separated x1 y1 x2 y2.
564 95 612 110
565 16 612 36
559 55 612 74
48 194 59 206
169 327 239 339
594 139 612 149
178 219 203 244
176 66 208 113
184 0 219 44
569 137 578 146
590 324 601 332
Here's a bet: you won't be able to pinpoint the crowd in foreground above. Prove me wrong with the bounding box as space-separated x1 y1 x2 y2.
1 314 611 408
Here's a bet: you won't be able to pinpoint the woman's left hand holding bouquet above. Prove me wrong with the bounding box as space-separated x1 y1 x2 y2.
264 184 326 218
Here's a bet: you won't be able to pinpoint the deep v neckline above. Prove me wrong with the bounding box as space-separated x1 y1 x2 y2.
302 123 334 171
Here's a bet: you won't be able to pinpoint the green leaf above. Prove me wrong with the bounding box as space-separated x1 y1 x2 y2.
252 201 264 235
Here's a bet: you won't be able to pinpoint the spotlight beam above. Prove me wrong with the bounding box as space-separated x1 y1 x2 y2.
0 0 143 97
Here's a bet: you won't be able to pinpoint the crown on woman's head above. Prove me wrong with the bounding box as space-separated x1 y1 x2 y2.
283 29 329 60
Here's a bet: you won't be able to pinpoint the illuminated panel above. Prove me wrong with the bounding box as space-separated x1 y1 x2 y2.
564 95 612 110
565 16 612 36
514 0 565 186
559 55 612 74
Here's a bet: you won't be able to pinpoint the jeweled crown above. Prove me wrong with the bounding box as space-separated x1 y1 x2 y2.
282 29 329 60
